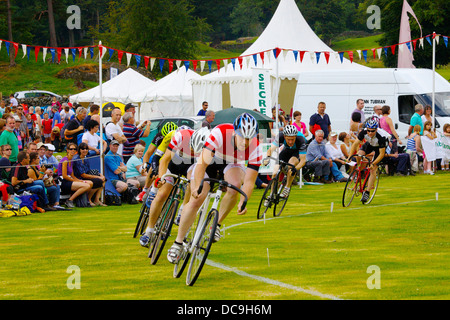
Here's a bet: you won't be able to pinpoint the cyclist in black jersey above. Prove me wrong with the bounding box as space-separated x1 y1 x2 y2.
264 125 307 198
348 117 386 203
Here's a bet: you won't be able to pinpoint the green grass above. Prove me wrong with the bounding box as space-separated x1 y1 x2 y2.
0 171 448 300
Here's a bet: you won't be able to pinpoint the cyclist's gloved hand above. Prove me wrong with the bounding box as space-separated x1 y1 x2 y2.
290 166 297 176
262 158 270 166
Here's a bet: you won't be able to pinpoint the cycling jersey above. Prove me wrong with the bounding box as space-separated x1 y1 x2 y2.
155 131 175 158
357 129 387 149
204 123 263 172
274 133 307 162
167 129 195 164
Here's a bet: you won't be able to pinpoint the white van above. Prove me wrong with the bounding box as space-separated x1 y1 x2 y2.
292 68 450 142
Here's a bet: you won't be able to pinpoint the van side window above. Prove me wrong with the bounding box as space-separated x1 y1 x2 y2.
398 95 416 125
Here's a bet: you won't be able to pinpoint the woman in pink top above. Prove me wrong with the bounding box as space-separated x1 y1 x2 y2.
379 105 402 144
292 111 309 138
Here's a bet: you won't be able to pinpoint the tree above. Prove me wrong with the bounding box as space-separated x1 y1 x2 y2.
47 0 57 47
6 0 15 67
230 0 264 38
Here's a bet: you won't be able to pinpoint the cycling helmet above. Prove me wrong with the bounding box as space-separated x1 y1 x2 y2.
176 125 192 132
233 113 258 139
283 125 298 137
190 127 210 154
161 122 178 136
365 116 379 129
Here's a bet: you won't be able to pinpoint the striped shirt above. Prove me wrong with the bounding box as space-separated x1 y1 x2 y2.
123 123 144 157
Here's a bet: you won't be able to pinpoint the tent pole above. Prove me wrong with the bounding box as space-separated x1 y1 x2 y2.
275 50 280 165
432 32 436 130
99 41 104 200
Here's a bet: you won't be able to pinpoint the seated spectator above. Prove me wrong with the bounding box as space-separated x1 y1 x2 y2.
125 144 148 188
73 142 107 207
11 151 52 211
37 142 47 166
384 140 414 176
64 107 87 144
104 140 139 195
28 152 62 210
42 144 59 170
51 126 62 152
0 144 12 182
57 142 93 208
325 132 349 180
82 119 107 155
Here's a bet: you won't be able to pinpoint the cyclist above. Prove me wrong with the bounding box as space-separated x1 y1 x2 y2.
139 127 210 247
347 116 386 203
167 113 263 264
136 122 178 202
263 124 307 198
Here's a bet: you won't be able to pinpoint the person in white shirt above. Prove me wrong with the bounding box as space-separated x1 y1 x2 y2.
105 108 127 155
82 119 107 155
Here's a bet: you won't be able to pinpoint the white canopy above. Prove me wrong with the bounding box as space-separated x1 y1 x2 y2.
132 68 202 120
192 0 367 112
69 68 156 104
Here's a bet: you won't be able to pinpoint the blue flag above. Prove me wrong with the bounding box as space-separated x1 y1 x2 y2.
50 48 56 63
184 61 190 72
208 60 212 73
315 52 321 64
338 52 344 63
159 59 165 73
108 49 115 61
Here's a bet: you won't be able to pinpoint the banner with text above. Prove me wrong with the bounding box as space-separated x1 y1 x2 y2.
252 68 272 118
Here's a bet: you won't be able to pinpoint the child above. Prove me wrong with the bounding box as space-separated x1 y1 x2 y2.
42 112 53 144
51 126 62 152
26 113 35 143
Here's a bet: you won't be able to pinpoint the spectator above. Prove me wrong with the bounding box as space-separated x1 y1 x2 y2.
353 99 366 123
26 142 37 154
338 132 354 159
36 142 47 165
57 142 92 208
406 124 423 173
0 116 19 162
292 111 309 138
35 107 43 139
104 140 139 195
443 123 450 170
26 113 35 142
28 152 61 210
42 144 59 170
379 105 402 145
0 99 5 115
82 119 107 155
16 105 29 141
126 144 148 188
270 106 287 136
120 103 139 127
202 110 215 129
305 130 332 184
73 142 107 207
60 103 74 125
373 105 383 118
0 144 13 182
51 96 61 110
51 126 62 152
64 107 87 144
42 112 53 144
105 108 127 155
349 112 362 139
13 115 24 151
11 151 51 211
309 102 332 140
83 104 99 127
122 112 151 163
197 101 208 116
52 105 61 127
408 104 424 136
421 105 433 126
9 94 18 108
325 132 349 180
384 140 413 176
422 120 437 175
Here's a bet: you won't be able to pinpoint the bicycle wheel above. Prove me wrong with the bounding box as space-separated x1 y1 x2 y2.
147 190 174 259
256 179 274 219
342 170 359 207
362 169 380 205
186 208 219 286
273 175 288 217
133 199 150 238
150 199 178 265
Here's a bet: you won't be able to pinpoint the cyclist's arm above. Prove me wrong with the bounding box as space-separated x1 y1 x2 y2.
372 148 385 166
266 144 277 158
158 149 174 179
143 143 157 164
192 148 214 197
347 139 362 161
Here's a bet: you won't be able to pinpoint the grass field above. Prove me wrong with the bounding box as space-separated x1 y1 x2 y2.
0 171 448 300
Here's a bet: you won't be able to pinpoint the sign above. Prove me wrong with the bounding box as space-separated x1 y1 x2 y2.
258 144 277 175
252 68 271 117
110 67 118 80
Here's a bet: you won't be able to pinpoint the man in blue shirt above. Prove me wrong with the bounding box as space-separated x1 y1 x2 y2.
408 104 424 136
105 140 129 194
309 102 332 140
197 101 208 116
52 106 61 127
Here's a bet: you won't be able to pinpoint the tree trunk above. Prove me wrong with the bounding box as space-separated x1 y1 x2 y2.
47 0 58 47
6 0 16 67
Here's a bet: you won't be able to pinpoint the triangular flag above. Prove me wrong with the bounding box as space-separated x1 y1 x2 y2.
371 48 377 59
309 52 315 63
176 60 182 70
100 46 106 60
293 50 298 62
273 48 281 59
184 61 190 72
0 40 2 52
252 54 257 66
168 59 174 73
159 59 165 73
83 47 88 59
435 35 439 45
376 48 382 59
5 42 10 56
390 45 396 55
57 48 62 63
192 60 198 71
362 50 367 62
89 47 94 59
108 48 114 61
356 50 361 60
65 48 69 63
78 47 82 58
13 42 18 59
338 52 344 63
150 58 156 71
43 47 48 63
144 56 149 69
223 59 228 72
259 52 265 65
426 36 431 46
324 52 330 64
444 36 448 47
238 56 243 70
27 46 31 61
135 55 141 68
215 60 220 72
71 48 77 62
118 51 124 64
230 58 236 71
406 42 412 52
282 49 288 61
299 51 306 63
419 38 424 49
126 53 132 67
207 60 212 73
200 60 205 72
50 48 56 63
21 44 27 59
412 39 417 50
35 46 40 62
399 44 404 53
315 52 321 64
348 51 353 63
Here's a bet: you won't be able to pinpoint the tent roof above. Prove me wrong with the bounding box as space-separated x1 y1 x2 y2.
69 68 156 104
131 67 202 102
192 0 366 84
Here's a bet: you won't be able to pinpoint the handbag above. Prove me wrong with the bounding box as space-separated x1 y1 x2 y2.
105 190 121 206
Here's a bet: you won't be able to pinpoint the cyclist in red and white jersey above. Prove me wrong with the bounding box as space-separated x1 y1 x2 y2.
167 113 263 263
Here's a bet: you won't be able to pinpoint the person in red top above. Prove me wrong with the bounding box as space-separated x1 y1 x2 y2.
42 112 53 143
167 113 263 263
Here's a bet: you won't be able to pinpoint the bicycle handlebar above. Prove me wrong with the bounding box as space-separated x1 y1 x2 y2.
264 157 297 170
197 178 249 212
161 173 190 184
350 154 373 165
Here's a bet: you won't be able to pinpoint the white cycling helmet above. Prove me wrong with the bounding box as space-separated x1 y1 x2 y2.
283 125 298 137
234 113 258 139
190 127 210 154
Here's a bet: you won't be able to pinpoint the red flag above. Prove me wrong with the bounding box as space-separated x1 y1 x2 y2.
348 51 354 63
390 45 396 55
259 52 265 65
118 51 124 64
99 46 103 57
13 43 19 59
57 48 62 63
371 48 377 59
274 48 281 59
144 56 150 69
324 52 330 64
215 60 221 72
78 48 83 58
412 39 417 50
238 56 243 69
169 59 174 73
299 51 306 63
35 46 40 62
192 60 198 71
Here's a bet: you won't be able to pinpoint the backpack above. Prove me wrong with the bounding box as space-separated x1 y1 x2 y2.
105 190 121 206
123 183 139 205
75 193 90 208
19 194 39 213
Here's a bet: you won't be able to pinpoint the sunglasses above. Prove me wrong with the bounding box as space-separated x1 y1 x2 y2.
68 148 77 151
367 129 376 133
80 148 89 150
4 148 12 151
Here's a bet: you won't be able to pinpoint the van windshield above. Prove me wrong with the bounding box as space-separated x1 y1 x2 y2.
415 92 450 117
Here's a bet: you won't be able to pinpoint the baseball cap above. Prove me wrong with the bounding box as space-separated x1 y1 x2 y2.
110 140 120 146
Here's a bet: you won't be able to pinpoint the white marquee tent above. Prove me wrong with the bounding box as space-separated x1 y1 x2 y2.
131 67 202 120
69 68 156 104
191 0 367 113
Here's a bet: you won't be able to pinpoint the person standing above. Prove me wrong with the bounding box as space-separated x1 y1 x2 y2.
64 107 87 144
201 110 215 129
0 116 19 162
122 112 150 163
408 104 424 136
197 101 208 116
353 99 366 123
309 102 332 140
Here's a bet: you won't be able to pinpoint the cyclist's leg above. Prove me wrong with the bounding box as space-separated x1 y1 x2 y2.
367 164 378 191
218 165 245 225
286 156 300 188
147 181 174 229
